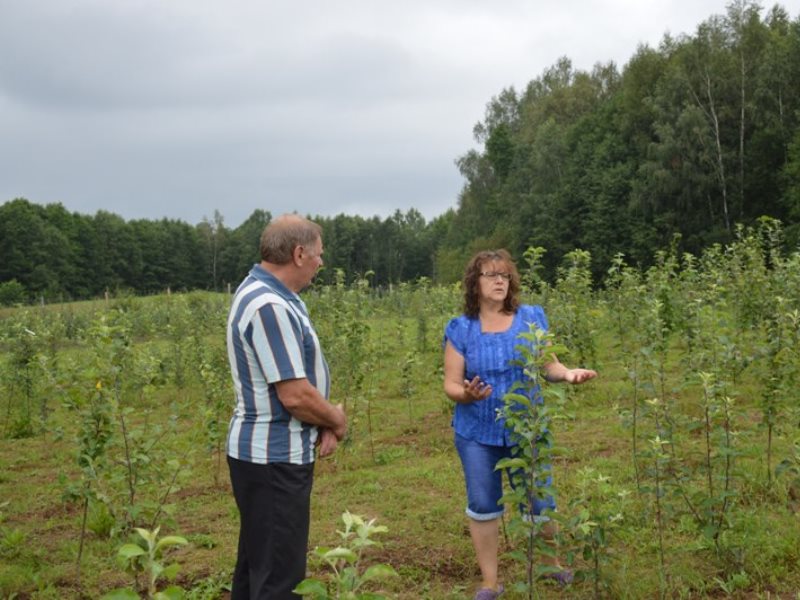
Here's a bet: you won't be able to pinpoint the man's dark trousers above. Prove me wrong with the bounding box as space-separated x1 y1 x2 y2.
228 456 315 599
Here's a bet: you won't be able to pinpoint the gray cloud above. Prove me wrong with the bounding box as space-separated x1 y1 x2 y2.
2 0 798 227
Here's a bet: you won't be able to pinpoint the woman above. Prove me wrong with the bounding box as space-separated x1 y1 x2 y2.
443 249 597 600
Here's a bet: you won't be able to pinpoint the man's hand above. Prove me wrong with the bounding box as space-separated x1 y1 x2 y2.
331 403 347 440
275 379 348 437
318 428 339 457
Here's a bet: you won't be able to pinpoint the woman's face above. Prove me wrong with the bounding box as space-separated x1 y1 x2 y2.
477 259 511 304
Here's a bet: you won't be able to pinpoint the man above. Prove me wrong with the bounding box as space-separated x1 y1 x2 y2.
226 213 347 599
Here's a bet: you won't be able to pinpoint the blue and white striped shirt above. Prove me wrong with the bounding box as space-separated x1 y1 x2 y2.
226 264 330 464
444 304 548 446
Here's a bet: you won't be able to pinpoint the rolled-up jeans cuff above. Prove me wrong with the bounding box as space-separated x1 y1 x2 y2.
466 507 504 521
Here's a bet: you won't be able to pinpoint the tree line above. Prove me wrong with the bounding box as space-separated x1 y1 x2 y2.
2 1 800 303
441 1 800 280
0 199 444 302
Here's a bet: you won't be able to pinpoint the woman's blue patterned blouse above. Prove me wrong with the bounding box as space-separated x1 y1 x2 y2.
444 304 548 446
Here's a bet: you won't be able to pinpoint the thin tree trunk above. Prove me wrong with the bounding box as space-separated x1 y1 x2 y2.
688 70 731 233
704 69 731 232
77 496 89 583
739 48 746 220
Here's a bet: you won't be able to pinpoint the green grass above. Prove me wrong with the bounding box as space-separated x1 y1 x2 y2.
1 288 800 599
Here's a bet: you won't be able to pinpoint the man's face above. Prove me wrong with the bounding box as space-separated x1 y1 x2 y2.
298 236 324 287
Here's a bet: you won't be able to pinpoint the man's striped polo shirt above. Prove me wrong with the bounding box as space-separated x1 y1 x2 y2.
226 264 330 465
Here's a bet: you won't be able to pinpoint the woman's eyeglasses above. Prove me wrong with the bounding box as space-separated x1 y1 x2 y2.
480 271 511 281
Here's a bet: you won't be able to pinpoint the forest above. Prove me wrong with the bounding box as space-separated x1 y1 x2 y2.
2 1 800 302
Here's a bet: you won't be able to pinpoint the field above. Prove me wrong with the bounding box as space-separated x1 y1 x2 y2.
2 228 800 599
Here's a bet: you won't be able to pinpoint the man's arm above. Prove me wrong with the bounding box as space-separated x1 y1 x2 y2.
248 302 347 439
274 378 347 440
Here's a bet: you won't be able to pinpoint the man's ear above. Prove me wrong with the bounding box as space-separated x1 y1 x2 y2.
292 245 304 266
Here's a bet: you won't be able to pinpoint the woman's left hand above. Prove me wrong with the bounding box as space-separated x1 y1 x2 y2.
564 368 598 384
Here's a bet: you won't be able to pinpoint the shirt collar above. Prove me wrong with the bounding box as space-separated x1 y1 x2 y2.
249 263 299 303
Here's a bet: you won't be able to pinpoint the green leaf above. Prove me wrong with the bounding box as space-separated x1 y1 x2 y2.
505 549 527 562
162 562 181 580
361 564 398 582
341 511 357 530
135 527 157 546
578 522 597 534
155 535 188 553
117 544 146 559
293 579 329 597
495 457 528 470
322 547 358 563
154 586 185 600
503 393 531 405
312 545 333 558
366 524 388 535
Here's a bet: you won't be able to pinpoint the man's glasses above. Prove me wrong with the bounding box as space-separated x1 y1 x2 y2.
480 271 511 281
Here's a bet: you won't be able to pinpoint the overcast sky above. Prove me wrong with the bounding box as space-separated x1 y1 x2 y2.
2 1 798 228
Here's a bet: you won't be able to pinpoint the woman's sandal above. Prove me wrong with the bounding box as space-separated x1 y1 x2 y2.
542 569 574 587
473 584 504 600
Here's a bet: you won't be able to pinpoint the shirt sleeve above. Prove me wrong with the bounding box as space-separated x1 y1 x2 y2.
522 304 549 333
443 316 467 356
246 302 307 383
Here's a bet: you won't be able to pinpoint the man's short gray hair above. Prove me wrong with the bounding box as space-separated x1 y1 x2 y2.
260 214 322 265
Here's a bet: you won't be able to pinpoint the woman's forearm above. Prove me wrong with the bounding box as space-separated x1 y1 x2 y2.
543 360 598 385
543 359 569 383
445 381 472 403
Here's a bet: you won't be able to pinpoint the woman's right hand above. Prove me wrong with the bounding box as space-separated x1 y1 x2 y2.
463 376 492 402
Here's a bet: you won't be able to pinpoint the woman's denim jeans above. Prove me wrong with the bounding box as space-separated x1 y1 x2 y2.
455 433 555 521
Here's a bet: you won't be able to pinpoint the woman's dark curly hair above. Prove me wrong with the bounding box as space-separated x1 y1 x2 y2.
462 249 521 318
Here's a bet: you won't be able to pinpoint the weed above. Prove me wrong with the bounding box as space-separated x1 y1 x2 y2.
294 512 397 599
101 526 188 600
